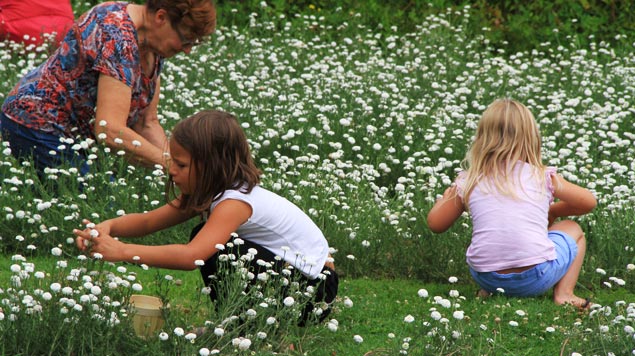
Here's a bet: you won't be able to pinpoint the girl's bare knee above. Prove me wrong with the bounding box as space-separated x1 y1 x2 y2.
550 220 584 240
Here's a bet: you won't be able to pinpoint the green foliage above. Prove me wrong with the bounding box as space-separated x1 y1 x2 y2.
0 249 333 355
211 0 634 53
301 279 635 355
69 0 634 54
468 0 635 53
0 257 140 355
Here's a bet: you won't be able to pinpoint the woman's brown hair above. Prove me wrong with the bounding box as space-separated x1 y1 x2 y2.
167 110 261 213
147 0 216 40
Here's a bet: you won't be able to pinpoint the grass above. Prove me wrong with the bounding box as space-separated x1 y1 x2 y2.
328 279 635 355
2 257 632 355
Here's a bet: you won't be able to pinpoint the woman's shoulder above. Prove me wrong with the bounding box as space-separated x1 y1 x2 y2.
90 1 128 13
545 165 557 174
453 170 467 186
80 2 131 27
76 2 137 59
543 166 558 193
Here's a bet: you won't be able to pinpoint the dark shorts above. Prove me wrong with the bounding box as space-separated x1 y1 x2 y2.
0 111 89 176
190 222 338 326
469 230 578 297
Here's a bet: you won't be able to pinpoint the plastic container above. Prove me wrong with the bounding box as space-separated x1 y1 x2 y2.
129 294 166 339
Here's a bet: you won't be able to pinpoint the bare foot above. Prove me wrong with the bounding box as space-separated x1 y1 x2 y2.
476 289 491 298
554 295 592 310
191 327 207 337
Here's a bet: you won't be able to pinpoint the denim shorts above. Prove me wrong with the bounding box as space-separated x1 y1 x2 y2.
0 111 89 176
469 231 578 297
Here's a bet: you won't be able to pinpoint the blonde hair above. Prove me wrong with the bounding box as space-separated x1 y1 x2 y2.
460 98 546 205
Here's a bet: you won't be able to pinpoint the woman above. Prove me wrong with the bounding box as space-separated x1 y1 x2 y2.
1 0 216 175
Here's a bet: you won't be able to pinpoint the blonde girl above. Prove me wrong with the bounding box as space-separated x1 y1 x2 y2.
74 109 338 324
427 99 596 308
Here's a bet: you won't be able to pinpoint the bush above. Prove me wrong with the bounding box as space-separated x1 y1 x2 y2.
211 0 632 53
70 0 631 53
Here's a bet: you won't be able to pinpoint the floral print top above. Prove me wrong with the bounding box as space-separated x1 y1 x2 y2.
1 2 163 139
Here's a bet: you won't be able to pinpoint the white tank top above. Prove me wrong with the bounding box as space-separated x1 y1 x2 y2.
211 185 329 279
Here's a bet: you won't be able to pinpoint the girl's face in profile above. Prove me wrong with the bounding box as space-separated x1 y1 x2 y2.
167 139 196 195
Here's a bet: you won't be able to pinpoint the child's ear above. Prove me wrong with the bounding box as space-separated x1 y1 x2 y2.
154 9 170 27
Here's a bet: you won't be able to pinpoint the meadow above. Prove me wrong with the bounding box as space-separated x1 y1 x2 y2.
0 2 634 355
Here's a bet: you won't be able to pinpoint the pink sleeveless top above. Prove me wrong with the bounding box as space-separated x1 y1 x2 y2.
456 162 558 272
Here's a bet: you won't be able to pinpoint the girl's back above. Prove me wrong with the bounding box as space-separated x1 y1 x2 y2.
457 162 557 272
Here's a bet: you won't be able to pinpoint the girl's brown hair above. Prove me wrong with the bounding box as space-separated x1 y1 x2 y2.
147 0 216 40
167 110 261 213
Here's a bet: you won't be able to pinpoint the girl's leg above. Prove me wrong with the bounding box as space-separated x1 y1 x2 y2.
476 289 491 298
189 223 338 324
189 222 285 302
549 220 589 308
189 222 216 294
298 266 338 326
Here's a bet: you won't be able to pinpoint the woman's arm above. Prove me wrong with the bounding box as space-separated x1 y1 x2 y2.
426 185 465 233
75 199 252 270
95 74 167 168
549 174 597 222
131 77 168 150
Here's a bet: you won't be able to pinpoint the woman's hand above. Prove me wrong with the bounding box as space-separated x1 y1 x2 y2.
132 78 168 151
95 74 167 168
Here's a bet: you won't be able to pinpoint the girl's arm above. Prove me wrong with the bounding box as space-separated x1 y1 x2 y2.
95 74 168 169
97 198 195 238
74 198 193 253
427 185 465 233
75 199 252 270
549 174 597 222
